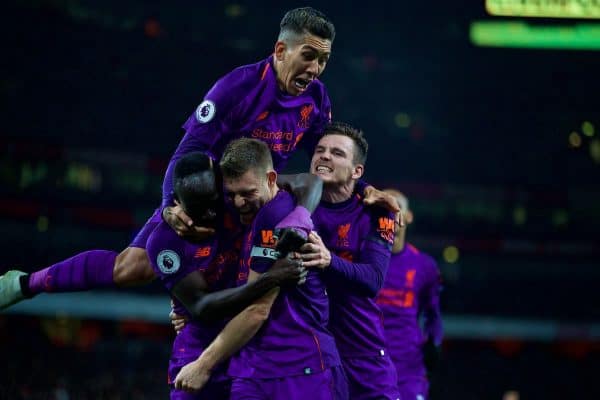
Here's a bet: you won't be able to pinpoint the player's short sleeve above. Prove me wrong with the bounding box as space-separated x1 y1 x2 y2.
146 223 215 291
248 193 295 273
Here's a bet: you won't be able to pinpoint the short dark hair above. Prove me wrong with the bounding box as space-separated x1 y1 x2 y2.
220 138 274 179
173 152 218 220
322 121 368 164
279 7 336 43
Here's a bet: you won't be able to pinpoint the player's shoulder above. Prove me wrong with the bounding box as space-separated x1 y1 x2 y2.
147 222 185 256
145 222 192 275
407 243 439 272
254 190 295 228
207 58 268 104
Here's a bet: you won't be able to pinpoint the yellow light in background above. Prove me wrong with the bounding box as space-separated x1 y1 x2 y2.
590 139 600 163
394 113 411 128
513 206 527 225
569 131 582 148
552 209 569 227
225 4 245 18
37 216 49 232
582 121 595 137
443 246 460 263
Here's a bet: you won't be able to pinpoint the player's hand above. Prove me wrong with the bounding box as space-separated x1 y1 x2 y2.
169 306 188 334
174 359 211 392
297 231 331 269
362 186 405 227
275 227 308 256
163 202 216 240
267 257 307 285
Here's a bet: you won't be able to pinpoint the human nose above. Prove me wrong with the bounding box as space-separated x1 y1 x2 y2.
319 150 331 160
307 59 319 77
233 195 245 209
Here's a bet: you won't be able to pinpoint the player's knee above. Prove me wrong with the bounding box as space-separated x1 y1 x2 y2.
113 248 156 287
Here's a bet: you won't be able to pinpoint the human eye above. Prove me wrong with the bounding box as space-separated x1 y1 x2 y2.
303 51 317 61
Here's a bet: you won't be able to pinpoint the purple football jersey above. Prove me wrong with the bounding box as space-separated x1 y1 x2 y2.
161 56 332 208
228 190 341 379
377 243 443 379
312 195 395 358
146 222 241 388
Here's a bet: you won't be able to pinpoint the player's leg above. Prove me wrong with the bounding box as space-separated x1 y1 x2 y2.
0 210 161 310
0 249 119 310
113 247 155 287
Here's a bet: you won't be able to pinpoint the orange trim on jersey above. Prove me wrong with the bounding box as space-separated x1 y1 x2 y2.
256 111 269 121
378 288 403 297
377 288 415 308
311 330 326 371
261 62 271 80
407 243 420 255
376 297 404 307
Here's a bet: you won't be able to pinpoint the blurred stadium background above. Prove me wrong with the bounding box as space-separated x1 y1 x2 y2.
1 0 599 399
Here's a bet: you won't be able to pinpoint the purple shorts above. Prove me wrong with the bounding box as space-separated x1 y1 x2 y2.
129 208 163 248
397 376 429 400
168 354 230 400
230 367 338 400
342 354 400 400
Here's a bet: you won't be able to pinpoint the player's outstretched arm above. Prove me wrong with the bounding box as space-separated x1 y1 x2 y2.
172 258 304 322
174 277 280 392
361 185 404 226
275 174 322 241
277 173 323 213
299 230 392 297
162 202 216 242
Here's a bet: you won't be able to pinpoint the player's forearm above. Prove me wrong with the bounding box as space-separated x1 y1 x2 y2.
188 272 282 322
195 288 279 369
327 243 391 297
277 173 323 212
161 156 178 209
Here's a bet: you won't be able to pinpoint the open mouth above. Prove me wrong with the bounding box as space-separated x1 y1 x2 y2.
293 77 311 90
315 165 333 173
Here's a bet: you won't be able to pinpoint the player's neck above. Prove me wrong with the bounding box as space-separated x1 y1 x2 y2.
321 181 355 204
269 184 280 201
391 229 407 254
272 60 286 93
